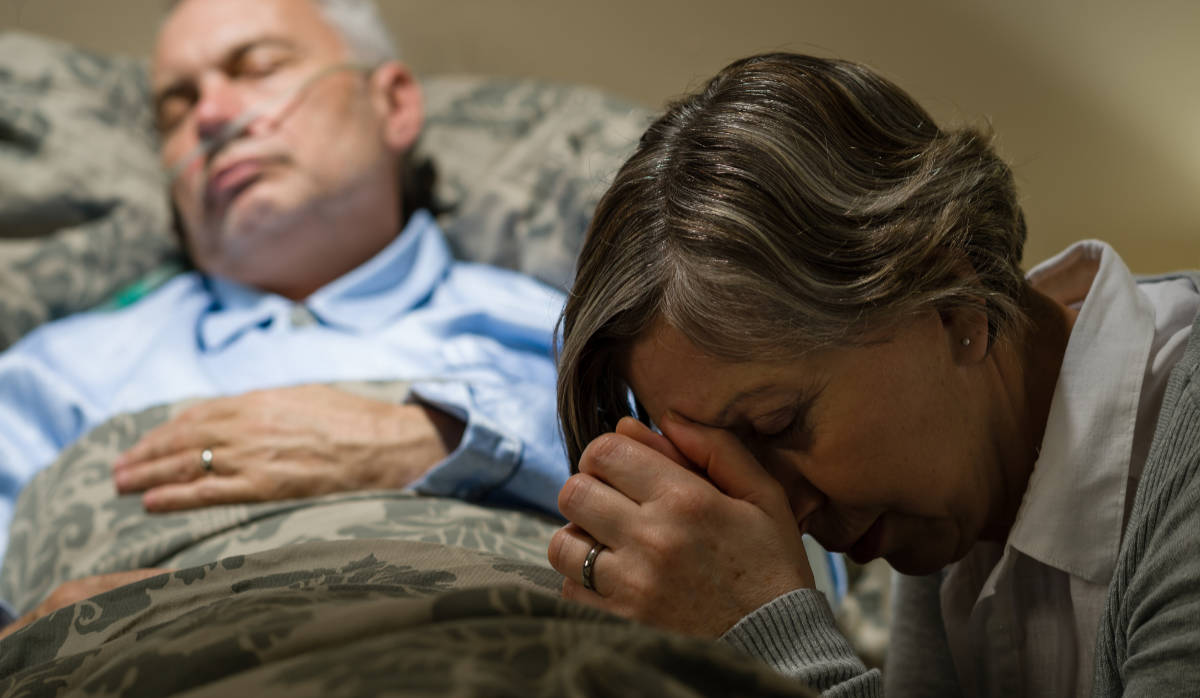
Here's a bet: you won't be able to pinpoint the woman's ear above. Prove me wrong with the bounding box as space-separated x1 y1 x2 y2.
369 61 424 154
935 253 991 363
941 303 990 363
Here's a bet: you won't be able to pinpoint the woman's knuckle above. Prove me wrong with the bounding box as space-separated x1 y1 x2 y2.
580 433 624 472
642 527 685 561
661 485 709 520
547 529 570 568
557 474 592 514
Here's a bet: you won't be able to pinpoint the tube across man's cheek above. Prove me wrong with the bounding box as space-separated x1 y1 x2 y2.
163 62 369 183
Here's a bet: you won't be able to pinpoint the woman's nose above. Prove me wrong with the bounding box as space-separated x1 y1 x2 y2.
787 474 826 529
752 447 825 526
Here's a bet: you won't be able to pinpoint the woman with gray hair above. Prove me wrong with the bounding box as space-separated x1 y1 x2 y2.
548 52 1200 696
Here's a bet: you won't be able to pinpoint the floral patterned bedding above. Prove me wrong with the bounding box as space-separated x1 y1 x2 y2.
0 385 815 697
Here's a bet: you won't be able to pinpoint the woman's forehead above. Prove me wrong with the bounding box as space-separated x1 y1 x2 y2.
625 322 805 425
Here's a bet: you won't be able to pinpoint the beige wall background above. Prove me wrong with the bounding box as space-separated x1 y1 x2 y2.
3 0 1198 272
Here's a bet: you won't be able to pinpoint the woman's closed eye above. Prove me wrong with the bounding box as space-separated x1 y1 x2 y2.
755 394 821 448
756 413 810 442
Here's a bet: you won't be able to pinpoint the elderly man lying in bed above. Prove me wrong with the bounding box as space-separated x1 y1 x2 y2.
0 0 567 629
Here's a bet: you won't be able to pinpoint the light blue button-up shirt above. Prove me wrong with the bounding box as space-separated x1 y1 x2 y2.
0 209 569 572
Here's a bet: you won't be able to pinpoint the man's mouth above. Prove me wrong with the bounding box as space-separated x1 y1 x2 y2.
205 159 267 212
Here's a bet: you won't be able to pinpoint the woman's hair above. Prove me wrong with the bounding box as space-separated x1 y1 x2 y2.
558 52 1029 467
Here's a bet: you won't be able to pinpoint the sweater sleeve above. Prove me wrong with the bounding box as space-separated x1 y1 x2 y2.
1093 322 1200 696
1094 395 1200 695
885 572 964 697
720 588 881 697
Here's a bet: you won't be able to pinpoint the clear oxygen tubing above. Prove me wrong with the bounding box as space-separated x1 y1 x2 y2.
166 61 370 182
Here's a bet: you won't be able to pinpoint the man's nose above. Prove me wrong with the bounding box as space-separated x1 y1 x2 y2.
193 75 246 143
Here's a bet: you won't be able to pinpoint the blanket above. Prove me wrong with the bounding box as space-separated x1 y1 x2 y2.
0 540 814 696
0 386 817 696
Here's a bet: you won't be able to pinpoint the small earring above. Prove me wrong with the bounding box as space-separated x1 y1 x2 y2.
961 337 972 347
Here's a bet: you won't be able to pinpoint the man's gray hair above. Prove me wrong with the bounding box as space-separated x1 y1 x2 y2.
308 0 398 65
164 0 398 64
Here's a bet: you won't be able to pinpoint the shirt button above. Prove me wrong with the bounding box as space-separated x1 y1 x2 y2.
289 304 318 328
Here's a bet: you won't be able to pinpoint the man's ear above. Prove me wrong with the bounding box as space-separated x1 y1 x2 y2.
369 61 423 153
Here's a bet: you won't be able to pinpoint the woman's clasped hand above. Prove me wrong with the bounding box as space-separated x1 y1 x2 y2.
549 414 815 636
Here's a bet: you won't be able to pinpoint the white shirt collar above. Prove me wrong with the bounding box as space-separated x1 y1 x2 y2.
1007 240 1155 583
198 209 450 350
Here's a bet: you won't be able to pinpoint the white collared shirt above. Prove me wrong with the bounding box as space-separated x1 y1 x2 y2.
938 241 1199 698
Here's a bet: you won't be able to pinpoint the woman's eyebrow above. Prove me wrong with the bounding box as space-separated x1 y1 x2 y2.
715 385 783 426
715 381 825 428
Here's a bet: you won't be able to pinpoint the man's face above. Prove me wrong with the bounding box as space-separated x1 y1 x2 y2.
153 0 417 297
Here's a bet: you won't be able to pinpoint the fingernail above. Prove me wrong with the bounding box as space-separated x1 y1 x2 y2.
113 472 129 492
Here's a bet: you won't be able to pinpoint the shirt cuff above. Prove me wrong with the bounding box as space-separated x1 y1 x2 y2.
405 383 524 502
721 588 880 695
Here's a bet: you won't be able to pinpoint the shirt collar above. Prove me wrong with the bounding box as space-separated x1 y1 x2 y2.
198 209 450 351
1006 240 1155 583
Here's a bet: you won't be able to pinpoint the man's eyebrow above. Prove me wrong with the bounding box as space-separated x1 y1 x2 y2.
153 37 301 109
223 36 301 66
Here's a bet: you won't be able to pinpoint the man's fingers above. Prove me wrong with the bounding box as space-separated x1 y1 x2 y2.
657 411 785 508
115 420 216 469
170 396 235 425
114 452 207 493
80 568 173 594
114 397 239 468
614 417 691 468
143 476 259 512
0 568 174 641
